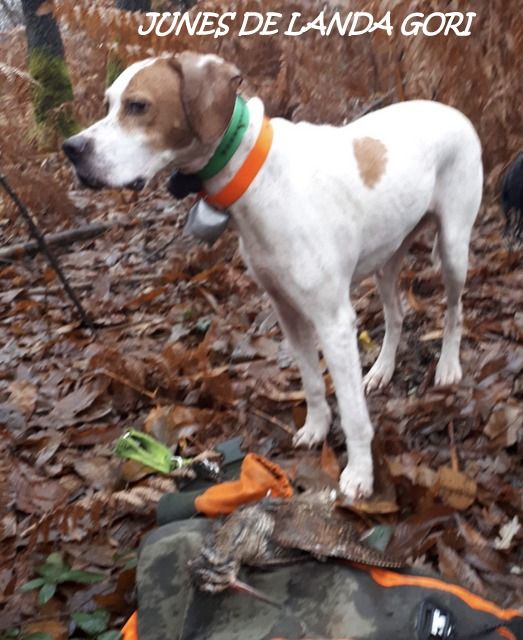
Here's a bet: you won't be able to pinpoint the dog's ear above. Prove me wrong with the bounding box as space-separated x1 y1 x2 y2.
171 52 242 145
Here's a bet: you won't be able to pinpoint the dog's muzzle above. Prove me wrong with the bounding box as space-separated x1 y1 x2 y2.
62 135 145 191
63 135 102 189
63 135 92 165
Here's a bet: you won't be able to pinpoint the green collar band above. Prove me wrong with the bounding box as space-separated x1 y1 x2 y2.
197 96 250 181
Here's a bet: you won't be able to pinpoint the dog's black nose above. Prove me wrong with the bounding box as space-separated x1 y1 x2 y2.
62 136 91 163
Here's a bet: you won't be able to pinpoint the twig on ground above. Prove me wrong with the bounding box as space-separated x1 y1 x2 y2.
146 232 179 262
0 222 111 260
0 175 96 331
448 420 459 472
96 367 158 400
250 407 296 437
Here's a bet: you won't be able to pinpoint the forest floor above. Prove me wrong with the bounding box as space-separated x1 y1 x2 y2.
1 19 523 640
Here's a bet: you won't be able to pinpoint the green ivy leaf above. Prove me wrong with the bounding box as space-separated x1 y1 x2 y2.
360 525 394 553
113 550 137 570
19 578 45 592
72 610 110 635
1 628 20 639
22 633 53 640
58 569 105 585
97 631 121 640
44 552 64 567
37 582 57 605
123 556 137 571
37 554 69 582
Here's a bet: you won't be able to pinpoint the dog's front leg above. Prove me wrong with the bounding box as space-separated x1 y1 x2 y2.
272 298 332 447
314 301 374 501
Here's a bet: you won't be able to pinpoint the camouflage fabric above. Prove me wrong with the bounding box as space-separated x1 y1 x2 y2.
136 519 523 640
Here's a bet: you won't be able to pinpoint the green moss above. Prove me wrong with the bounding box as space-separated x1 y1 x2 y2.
106 50 125 87
28 48 78 140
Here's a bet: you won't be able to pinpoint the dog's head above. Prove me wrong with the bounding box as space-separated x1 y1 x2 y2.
63 52 242 190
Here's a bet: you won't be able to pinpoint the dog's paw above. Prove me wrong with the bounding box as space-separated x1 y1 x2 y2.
293 423 328 449
363 360 394 393
435 357 462 386
339 464 374 503
293 406 331 449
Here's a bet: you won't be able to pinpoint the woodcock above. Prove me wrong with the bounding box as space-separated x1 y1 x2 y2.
189 491 405 593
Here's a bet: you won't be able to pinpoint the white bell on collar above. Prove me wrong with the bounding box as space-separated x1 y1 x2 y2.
183 199 230 245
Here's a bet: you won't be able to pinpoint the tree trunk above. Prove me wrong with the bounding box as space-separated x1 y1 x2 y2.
178 0 198 10
115 0 151 11
20 0 76 142
21 0 63 57
0 0 24 28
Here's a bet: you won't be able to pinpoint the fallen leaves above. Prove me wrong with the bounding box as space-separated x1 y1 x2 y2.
24 618 68 640
72 457 119 492
7 380 38 418
494 517 521 551
13 469 69 516
437 539 487 597
320 442 340 483
436 466 477 511
144 405 213 445
484 403 522 447
387 453 437 489
0 2 522 632
44 379 111 428
0 514 17 543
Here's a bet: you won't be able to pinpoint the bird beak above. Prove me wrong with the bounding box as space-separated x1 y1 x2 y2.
230 578 283 609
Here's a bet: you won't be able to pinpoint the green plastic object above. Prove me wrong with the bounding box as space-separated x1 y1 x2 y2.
114 430 180 474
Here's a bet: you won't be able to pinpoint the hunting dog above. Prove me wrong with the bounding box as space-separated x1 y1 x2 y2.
63 53 483 501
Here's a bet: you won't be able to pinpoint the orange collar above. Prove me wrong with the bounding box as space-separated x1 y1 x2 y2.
204 117 273 210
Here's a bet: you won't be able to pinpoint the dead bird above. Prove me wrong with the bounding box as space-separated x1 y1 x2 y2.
189 491 405 594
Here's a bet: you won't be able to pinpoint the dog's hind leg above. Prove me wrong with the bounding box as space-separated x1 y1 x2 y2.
434 163 482 386
273 299 332 448
363 242 409 393
363 220 428 393
434 224 470 385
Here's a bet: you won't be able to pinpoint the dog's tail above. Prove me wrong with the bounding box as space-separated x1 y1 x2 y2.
501 151 523 242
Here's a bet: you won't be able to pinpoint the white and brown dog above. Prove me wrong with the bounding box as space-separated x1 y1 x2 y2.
63 52 483 501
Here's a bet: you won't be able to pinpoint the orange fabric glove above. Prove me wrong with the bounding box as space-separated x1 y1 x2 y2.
194 453 293 517
122 611 138 640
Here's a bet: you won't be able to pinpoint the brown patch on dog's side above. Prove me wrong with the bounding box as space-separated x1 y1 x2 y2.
353 137 388 188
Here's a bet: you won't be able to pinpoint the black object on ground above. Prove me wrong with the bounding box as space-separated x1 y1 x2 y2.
501 151 523 241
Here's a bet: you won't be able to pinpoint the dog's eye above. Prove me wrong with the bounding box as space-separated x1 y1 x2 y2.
126 100 149 116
